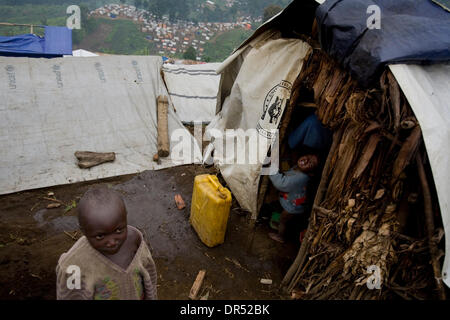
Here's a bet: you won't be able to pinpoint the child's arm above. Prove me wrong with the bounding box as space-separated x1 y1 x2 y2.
269 170 307 193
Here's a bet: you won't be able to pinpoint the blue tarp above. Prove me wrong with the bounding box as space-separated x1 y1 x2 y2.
316 0 450 87
0 26 72 58
288 114 332 153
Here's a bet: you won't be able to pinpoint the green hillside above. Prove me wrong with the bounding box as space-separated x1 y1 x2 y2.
0 1 290 59
202 28 253 62
0 4 67 36
75 17 153 55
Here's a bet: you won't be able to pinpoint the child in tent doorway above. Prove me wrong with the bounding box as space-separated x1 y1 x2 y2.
56 187 157 300
268 154 319 243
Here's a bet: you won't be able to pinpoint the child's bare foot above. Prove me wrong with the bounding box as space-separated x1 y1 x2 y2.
269 232 285 243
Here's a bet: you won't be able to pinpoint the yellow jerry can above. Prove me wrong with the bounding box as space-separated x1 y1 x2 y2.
190 174 232 247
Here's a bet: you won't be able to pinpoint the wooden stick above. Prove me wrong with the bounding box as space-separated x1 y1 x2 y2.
189 270 206 300
64 231 77 241
74 151 115 169
416 152 446 300
42 197 66 205
157 95 170 157
0 22 44 28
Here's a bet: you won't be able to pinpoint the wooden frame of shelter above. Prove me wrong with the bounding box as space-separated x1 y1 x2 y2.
0 22 44 35
254 8 447 301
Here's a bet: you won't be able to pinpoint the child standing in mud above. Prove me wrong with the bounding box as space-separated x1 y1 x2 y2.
56 187 157 300
268 154 319 243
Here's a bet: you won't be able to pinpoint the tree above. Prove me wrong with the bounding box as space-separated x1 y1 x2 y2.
135 0 142 8
149 0 164 18
183 46 197 60
263 4 282 23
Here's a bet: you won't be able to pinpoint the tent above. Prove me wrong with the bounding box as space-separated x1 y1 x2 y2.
162 63 221 124
205 0 450 298
0 55 201 195
64 49 99 57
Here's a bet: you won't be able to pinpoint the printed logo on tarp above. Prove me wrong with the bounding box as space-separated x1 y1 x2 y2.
5 65 16 90
52 65 63 88
132 60 144 83
257 80 291 139
95 62 106 83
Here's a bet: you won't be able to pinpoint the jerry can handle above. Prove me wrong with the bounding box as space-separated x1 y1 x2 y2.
208 175 227 199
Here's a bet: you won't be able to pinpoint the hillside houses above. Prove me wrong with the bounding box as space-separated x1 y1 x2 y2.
90 4 255 60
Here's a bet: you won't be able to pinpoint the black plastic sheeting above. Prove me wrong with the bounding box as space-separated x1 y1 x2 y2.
316 0 450 87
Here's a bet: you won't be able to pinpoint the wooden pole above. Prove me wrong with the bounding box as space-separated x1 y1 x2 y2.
416 152 446 300
157 95 170 157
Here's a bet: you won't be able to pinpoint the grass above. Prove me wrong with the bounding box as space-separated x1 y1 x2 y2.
0 4 67 36
102 18 150 55
0 3 254 59
75 17 153 55
202 28 253 62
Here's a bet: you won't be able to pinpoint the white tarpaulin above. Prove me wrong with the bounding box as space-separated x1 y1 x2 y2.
0 55 201 195
389 63 450 287
64 49 99 57
162 63 221 124
204 30 311 216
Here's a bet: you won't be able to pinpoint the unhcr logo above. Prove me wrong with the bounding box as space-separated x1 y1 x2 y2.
132 60 144 83
95 62 106 83
5 65 16 90
258 80 291 139
52 65 63 88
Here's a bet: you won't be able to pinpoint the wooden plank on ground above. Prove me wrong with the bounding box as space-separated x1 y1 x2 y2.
189 270 206 300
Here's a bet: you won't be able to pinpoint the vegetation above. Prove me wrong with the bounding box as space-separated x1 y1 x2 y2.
1 1 114 8
263 4 283 23
0 1 291 58
72 4 99 45
0 2 109 36
0 4 66 36
202 28 253 62
132 0 291 22
102 19 150 54
183 46 197 60
75 17 153 55
0 0 292 23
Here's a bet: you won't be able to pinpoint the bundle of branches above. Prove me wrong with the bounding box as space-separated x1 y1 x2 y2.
281 51 446 300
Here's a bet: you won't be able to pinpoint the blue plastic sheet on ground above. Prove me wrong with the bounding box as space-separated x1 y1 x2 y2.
0 26 72 58
316 0 450 87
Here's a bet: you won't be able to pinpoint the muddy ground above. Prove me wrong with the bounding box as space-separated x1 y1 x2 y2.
0 164 298 300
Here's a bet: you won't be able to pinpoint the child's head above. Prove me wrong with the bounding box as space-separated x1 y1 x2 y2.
297 154 319 174
78 187 128 256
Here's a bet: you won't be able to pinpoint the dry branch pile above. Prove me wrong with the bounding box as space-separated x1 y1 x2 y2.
281 51 446 300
